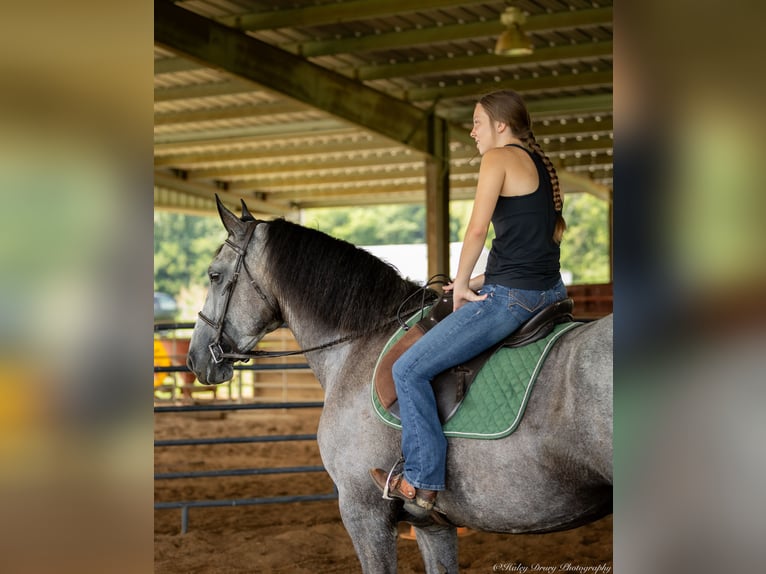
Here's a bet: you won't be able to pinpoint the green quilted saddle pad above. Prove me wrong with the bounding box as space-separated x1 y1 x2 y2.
371 315 581 440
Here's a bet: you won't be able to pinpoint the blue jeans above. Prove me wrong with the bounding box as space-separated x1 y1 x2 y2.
392 279 567 490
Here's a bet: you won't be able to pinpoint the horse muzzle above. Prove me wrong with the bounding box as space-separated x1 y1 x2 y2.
186 349 233 385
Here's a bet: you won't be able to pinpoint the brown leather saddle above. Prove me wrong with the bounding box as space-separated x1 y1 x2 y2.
374 294 574 423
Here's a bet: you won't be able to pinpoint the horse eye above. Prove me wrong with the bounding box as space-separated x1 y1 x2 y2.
209 272 221 283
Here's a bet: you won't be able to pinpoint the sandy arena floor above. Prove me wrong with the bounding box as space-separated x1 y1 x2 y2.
155 408 612 573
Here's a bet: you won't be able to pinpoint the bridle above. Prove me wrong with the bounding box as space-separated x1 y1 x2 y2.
196 221 272 363
198 221 346 363
197 219 442 364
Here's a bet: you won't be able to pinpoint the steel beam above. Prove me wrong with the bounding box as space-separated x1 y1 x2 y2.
155 1 437 156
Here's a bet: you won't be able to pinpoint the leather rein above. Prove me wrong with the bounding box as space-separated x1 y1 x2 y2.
197 220 435 364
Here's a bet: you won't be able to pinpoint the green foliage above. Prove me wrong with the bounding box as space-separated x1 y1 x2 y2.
560 193 611 284
153 194 610 303
450 200 496 247
153 212 225 296
303 204 426 244
304 203 473 244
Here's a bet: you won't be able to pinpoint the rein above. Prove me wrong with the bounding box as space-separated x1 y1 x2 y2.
210 332 358 361
198 220 439 364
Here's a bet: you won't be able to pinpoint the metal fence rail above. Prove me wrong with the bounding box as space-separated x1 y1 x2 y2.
155 434 317 447
154 401 323 413
154 321 336 533
156 465 328 480
155 395 334 533
155 491 339 535
154 363 310 372
154 321 318 402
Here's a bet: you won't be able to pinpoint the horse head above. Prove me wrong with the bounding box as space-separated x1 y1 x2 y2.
186 196 282 384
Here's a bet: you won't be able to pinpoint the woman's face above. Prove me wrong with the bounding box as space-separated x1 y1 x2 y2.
470 103 497 156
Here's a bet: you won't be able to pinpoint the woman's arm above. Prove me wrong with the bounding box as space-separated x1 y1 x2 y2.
452 149 505 310
469 273 485 291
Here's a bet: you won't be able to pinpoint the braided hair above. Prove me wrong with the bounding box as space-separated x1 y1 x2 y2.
477 90 566 244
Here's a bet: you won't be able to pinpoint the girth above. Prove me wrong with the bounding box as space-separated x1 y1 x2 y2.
374 294 574 423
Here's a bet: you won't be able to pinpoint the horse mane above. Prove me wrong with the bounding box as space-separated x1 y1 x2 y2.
263 219 427 335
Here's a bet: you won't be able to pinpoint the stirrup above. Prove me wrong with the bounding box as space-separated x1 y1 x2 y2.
382 457 405 501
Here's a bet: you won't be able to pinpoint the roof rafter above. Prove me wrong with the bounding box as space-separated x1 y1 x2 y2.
278 7 612 57
155 40 613 82
339 41 613 81
402 70 612 101
218 0 489 30
154 171 291 216
156 0 446 157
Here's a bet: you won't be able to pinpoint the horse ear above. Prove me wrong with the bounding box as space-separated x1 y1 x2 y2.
240 199 255 222
216 194 245 236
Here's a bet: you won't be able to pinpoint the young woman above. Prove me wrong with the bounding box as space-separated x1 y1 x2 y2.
370 89 568 516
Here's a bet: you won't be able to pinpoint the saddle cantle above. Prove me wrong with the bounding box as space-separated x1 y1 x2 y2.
374 294 574 424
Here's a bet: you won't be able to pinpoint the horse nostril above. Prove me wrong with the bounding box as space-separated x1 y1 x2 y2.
186 354 195 372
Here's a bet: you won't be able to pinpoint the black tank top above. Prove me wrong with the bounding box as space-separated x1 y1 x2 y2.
483 144 561 290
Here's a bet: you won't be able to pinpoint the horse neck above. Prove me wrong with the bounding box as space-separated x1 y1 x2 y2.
274 288 398 393
280 308 361 393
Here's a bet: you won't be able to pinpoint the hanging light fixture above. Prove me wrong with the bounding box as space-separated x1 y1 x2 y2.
494 6 534 57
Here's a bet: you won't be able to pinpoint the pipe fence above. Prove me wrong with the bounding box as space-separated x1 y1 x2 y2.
154 323 336 534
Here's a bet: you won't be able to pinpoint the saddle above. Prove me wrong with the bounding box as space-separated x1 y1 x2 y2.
374 293 574 423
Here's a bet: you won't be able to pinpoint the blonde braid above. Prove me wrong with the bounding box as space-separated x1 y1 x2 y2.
524 132 567 244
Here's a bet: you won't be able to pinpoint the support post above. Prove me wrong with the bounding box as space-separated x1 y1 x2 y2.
425 115 451 283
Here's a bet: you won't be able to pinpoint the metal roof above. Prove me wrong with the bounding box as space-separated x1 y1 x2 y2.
154 0 612 217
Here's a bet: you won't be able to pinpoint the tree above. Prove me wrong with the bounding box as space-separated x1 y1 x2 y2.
303 204 470 245
303 204 426 244
560 193 611 284
153 192 611 305
153 212 225 296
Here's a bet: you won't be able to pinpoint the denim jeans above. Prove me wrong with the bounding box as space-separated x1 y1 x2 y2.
392 279 567 490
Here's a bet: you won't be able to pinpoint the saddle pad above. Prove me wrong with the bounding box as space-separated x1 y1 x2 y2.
371 320 581 440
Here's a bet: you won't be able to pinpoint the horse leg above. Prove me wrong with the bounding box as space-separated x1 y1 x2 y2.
338 494 399 574
412 524 459 574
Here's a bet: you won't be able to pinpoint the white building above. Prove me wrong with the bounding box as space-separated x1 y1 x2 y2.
360 243 488 285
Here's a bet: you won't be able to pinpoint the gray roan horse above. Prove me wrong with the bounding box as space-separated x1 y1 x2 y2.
186 197 613 574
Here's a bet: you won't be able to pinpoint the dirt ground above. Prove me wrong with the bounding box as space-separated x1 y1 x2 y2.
155 408 612 573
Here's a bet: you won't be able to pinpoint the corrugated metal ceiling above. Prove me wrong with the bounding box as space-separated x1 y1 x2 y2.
154 0 612 216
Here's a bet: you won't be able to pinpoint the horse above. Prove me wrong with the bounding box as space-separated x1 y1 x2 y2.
186 197 613 574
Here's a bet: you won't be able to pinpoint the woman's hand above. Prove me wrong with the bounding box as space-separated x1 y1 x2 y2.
452 283 487 311
444 274 487 310
444 274 485 293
